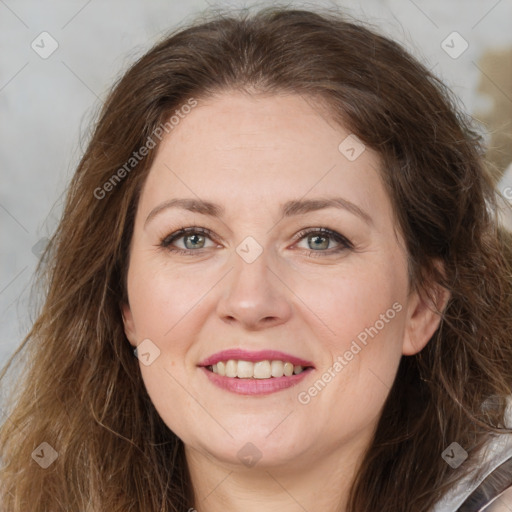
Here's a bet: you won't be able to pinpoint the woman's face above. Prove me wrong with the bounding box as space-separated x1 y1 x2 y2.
122 91 442 473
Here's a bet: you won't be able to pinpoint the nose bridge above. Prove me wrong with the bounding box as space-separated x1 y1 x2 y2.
215 234 292 328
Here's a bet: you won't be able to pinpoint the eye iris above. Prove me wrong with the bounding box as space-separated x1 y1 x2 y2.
309 234 329 250
185 233 205 249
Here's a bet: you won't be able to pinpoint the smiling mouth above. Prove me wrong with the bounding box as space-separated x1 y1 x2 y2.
205 359 314 379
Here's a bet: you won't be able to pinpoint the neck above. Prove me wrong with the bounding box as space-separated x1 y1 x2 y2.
184 433 371 512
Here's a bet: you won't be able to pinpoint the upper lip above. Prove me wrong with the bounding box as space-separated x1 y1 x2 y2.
198 349 315 368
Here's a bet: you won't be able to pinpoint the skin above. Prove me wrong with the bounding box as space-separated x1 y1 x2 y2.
122 91 447 512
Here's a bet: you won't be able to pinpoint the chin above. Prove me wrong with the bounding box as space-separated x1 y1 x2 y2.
192 429 309 468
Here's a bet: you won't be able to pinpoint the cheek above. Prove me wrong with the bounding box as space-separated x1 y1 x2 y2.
126 253 215 339
300 259 407 352
126 257 212 437
293 258 407 419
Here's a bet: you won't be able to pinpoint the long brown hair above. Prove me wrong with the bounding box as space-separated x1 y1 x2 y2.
1 6 511 512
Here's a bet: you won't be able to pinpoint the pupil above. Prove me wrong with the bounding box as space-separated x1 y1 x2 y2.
310 235 327 250
186 234 203 249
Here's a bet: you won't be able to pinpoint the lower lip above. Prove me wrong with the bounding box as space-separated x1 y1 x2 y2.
199 366 314 395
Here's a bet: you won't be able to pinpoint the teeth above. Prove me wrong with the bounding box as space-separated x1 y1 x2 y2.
225 360 237 378
271 360 284 377
238 360 254 378
209 359 308 379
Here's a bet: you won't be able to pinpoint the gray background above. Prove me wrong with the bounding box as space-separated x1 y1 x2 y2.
1 0 512 366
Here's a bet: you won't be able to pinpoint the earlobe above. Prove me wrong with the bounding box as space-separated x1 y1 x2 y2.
121 303 138 347
402 283 451 356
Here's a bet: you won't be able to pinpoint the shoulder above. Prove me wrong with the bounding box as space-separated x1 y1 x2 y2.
479 484 512 511
458 456 512 511
431 396 512 512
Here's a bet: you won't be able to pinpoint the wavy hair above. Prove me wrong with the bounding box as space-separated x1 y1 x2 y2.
1 5 512 512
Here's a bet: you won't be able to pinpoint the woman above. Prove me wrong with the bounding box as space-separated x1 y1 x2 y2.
1 6 511 512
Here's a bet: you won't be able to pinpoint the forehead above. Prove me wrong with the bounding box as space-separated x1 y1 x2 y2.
139 92 391 224
163 92 356 162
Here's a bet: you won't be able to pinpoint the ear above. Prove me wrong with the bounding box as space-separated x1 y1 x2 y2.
121 302 138 348
402 279 451 356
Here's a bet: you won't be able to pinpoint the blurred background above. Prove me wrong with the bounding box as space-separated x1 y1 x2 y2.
1 0 511 367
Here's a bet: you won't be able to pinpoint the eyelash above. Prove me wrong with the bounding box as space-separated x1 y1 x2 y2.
159 226 353 258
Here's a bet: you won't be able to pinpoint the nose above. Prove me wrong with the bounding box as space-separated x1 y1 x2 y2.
215 244 293 331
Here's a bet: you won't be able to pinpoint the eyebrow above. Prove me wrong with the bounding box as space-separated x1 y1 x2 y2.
144 196 373 228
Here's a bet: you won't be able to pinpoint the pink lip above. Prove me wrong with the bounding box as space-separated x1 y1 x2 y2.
200 366 314 395
197 349 315 368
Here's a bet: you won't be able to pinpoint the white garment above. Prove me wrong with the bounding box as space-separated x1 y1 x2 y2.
431 395 512 511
